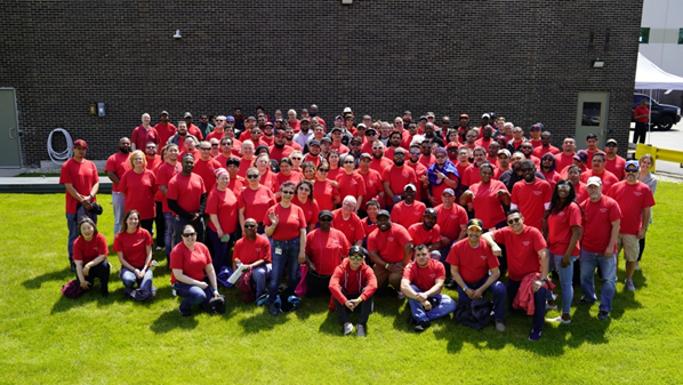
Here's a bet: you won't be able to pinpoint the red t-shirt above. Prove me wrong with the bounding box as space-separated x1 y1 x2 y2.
541 170 561 190
228 174 246 196
390 200 426 229
419 154 436 169
361 217 378 237
382 165 417 196
605 155 626 181
306 228 350 276
239 185 276 224
105 152 131 193
119 169 157 219
313 179 339 211
146 154 162 171
170 242 212 284
263 204 306 241
131 125 159 150
303 153 322 167
269 145 295 162
155 122 177 147
331 209 365 245
113 228 152 268
73 233 108 264
468 180 508 229
369 157 394 175
581 169 619 193
607 181 655 235
461 165 484 187
633 105 649 123
154 161 181 213
402 258 445 292
533 144 560 158
511 178 552 230
574 182 588 204
580 195 622 253
336 172 367 202
408 223 441 247
358 168 384 206
167 172 206 215
367 224 412 264
446 238 499 283
59 158 100 214
193 157 222 191
259 169 277 192
205 129 225 142
492 226 546 281
205 187 239 234
547 202 582 256
233 235 272 265
554 152 575 173
237 157 254 178
434 203 468 242
188 123 204 140
292 196 320 228
275 171 304 192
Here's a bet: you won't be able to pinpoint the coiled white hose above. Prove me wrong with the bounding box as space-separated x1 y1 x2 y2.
48 128 73 165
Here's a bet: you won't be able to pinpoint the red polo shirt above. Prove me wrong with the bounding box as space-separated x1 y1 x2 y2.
446 238 499 284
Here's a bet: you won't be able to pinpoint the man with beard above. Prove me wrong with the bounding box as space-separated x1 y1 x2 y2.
580 152 619 193
269 127 295 162
510 160 552 231
408 208 442 252
391 184 427 229
183 112 204 140
293 118 314 150
383 148 418 207
105 137 132 234
367 210 413 294
154 110 177 146
167 153 208 244
533 131 560 158
168 120 198 150
384 131 404 160
475 125 495 151
369 140 394 175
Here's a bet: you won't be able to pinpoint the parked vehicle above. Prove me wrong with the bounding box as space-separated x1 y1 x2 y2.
632 93 681 130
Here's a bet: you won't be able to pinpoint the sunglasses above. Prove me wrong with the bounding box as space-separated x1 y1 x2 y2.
244 224 257 229
200 147 211 151
507 217 521 225
292 157 302 161
318 168 329 172
319 217 332 222
182 232 196 237
348 254 364 260
281 190 295 195
343 160 355 164
211 144 219 147
247 174 259 179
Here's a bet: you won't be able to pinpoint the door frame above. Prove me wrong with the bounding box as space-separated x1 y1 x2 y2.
0 87 23 168
575 91 610 148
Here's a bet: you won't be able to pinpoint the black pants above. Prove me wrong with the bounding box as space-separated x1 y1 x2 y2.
634 122 648 144
306 271 331 297
140 219 154 238
154 201 165 247
76 260 110 294
335 296 373 326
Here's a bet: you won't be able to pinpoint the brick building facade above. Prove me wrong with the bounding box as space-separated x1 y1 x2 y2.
1 0 642 166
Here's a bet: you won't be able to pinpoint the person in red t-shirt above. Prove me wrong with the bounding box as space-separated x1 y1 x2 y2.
358 153 385 211
170 224 220 316
580 152 619 193
332 196 365 246
608 161 655 291
447 218 506 331
264 182 307 315
60 139 100 268
533 131 560 158
154 110 177 148
155 144 181 257
194 141 222 191
545 180 583 323
205 168 239 271
72 217 109 295
167 154 208 245
460 163 510 230
383 148 418 207
119 150 157 235
368 210 413 292
407 208 441 251
554 137 576 172
401 244 455 332
579 177 620 320
434 188 468 258
361 199 380 239
336 154 367 209
328 246 377 337
391 184 426 229
131 113 159 151
305 210 351 296
313 161 340 211
292 180 319 231
114 210 155 299
233 218 272 302
484 210 549 340
105 137 132 234
603 139 626 180
632 99 650 144
511 160 552 231
239 167 276 232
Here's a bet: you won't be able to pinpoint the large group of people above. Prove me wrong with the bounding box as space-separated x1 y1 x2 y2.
60 105 656 340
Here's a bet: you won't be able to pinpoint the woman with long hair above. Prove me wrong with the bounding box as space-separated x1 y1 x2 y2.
292 180 320 232
72 217 110 296
114 210 155 299
119 150 157 235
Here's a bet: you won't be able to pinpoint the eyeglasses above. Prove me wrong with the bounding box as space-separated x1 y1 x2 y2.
211 144 219 147
292 157 302 161
221 143 231 146
348 254 364 261
318 169 329 172
247 174 259 179
200 147 211 151
281 190 295 195
507 217 521 225
244 224 257 229
146 146 156 149
343 160 355 164
182 232 196 237
298 188 310 193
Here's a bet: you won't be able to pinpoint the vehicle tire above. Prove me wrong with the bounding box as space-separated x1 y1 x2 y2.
657 116 674 131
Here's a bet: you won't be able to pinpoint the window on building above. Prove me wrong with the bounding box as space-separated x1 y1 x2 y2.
640 27 650 44
679 28 683 44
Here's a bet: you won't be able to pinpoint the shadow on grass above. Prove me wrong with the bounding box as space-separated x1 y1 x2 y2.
150 309 199 333
238 308 288 334
50 286 129 314
23 267 71 289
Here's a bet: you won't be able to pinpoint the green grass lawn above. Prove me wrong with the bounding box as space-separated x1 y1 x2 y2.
1 184 682 385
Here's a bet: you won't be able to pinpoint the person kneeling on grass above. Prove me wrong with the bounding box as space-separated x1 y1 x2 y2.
170 224 222 316
73 217 110 296
401 244 456 332
328 246 378 337
232 218 272 305
114 210 156 300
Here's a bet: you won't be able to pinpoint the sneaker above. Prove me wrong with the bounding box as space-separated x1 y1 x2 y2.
598 310 610 321
343 322 354 336
625 279 636 291
255 293 269 306
546 315 571 325
528 328 542 341
546 301 558 311
356 324 367 337
495 321 506 332
268 302 281 316
414 321 431 333
579 296 596 305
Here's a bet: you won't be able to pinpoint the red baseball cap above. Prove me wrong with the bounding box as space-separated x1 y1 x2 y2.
73 139 88 149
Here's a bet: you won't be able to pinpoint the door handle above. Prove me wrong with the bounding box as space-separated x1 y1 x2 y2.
8 127 16 140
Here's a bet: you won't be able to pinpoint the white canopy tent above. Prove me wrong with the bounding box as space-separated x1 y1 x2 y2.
634 53 683 143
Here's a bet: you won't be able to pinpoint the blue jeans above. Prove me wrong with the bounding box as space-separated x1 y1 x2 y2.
206 228 236 272
407 285 456 324
163 212 175 257
457 278 506 322
111 191 125 234
580 250 616 313
66 206 97 261
268 238 300 303
120 267 154 292
251 264 272 299
507 279 547 332
550 254 577 314
173 282 213 315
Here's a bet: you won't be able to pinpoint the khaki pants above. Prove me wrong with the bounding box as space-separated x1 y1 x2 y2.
373 263 402 290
